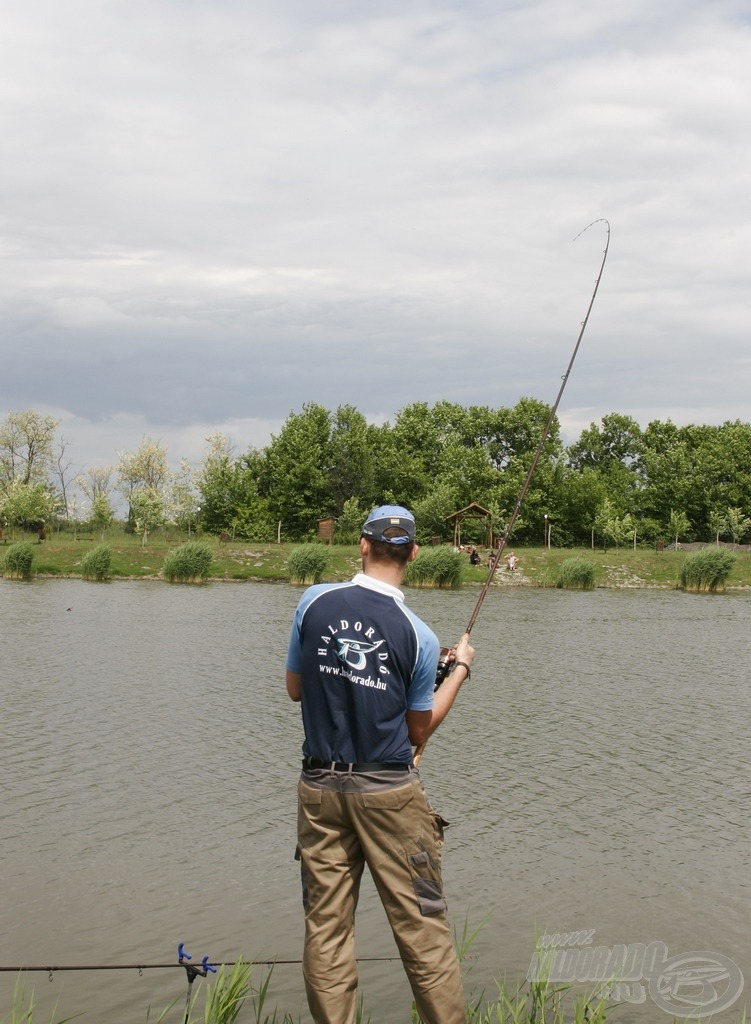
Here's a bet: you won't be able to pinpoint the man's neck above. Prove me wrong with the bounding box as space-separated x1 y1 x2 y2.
360 557 405 590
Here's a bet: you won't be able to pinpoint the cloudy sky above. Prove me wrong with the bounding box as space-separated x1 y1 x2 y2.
1 0 749 476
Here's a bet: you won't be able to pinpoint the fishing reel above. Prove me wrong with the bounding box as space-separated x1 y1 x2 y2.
435 647 454 689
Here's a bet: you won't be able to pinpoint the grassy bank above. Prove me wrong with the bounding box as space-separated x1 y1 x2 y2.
3 531 751 588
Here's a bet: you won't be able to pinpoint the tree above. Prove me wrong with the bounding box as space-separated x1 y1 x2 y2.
51 435 74 518
167 460 200 534
567 413 643 516
594 498 618 551
708 508 727 546
89 493 115 540
0 480 57 537
76 466 115 504
117 437 169 527
336 497 368 544
668 508 691 548
327 405 378 513
131 488 165 547
259 404 333 538
0 410 59 487
725 507 751 549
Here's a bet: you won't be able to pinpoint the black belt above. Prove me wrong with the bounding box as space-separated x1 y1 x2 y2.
302 756 411 773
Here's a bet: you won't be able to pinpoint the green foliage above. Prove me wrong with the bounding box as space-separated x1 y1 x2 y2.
725 506 751 547
556 557 596 590
194 960 251 1024
3 542 35 579
80 544 112 581
287 544 330 585
0 480 57 535
163 542 214 583
130 487 166 546
404 546 463 588
336 497 368 545
412 482 461 543
1 976 77 1023
89 494 115 540
680 547 736 592
260 403 333 538
667 507 691 547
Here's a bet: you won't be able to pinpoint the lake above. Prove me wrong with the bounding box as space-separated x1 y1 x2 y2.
1 577 749 1022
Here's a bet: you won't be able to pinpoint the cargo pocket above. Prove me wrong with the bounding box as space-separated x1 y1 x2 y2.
408 842 447 916
296 844 312 914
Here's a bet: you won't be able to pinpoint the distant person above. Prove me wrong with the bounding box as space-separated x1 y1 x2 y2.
468 545 481 565
506 552 518 571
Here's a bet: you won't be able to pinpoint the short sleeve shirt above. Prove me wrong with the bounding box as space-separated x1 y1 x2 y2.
286 573 439 764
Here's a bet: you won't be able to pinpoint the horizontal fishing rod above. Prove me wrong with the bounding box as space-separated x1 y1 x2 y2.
0 957 401 974
414 218 610 766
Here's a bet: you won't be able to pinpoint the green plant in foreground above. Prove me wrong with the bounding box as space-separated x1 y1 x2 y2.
2 542 35 580
287 544 330 585
80 544 112 581
680 547 736 592
163 542 214 583
404 546 463 588
1 976 77 1023
556 557 596 590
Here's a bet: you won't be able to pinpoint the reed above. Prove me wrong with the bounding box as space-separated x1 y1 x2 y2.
679 547 736 592
2 542 35 580
556 557 596 590
287 544 330 585
1 976 76 1023
163 542 214 583
404 546 463 589
80 544 112 581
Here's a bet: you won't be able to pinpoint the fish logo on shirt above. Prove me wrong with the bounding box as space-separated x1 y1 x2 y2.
335 637 385 671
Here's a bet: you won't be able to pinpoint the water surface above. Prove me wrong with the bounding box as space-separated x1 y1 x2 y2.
1 579 749 1021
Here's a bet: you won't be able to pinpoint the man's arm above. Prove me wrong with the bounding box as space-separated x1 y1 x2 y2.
286 670 302 702
406 632 475 747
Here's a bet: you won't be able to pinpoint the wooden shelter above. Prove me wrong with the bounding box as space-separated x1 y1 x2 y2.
446 502 493 548
317 516 335 543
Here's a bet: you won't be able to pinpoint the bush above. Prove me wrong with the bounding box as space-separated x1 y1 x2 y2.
3 542 35 579
163 542 214 583
556 557 597 590
288 544 330 585
680 547 736 592
404 546 463 589
80 544 112 581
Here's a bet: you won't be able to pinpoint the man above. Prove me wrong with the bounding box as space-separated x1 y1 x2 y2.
286 505 475 1024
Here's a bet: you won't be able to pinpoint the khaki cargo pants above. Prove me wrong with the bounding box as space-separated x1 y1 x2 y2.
296 768 466 1024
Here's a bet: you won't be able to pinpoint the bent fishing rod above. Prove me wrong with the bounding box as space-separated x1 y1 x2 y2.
414 218 610 766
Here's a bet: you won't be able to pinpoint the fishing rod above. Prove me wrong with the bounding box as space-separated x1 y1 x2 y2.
414 218 610 765
0 957 401 974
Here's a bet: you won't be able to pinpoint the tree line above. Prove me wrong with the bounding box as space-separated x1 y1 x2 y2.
2 403 751 548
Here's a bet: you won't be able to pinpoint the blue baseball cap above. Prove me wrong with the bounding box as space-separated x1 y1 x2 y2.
361 505 416 545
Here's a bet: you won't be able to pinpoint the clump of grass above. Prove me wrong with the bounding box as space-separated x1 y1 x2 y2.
195 959 251 1024
404 546 463 589
80 544 112 581
3 542 35 580
2 975 76 1022
163 542 214 583
680 547 736 592
288 544 330 585
556 557 596 590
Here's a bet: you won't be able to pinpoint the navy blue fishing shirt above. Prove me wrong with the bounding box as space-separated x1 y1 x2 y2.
286 573 439 764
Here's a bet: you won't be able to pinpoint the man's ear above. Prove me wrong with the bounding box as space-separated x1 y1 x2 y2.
359 536 370 557
407 543 420 563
